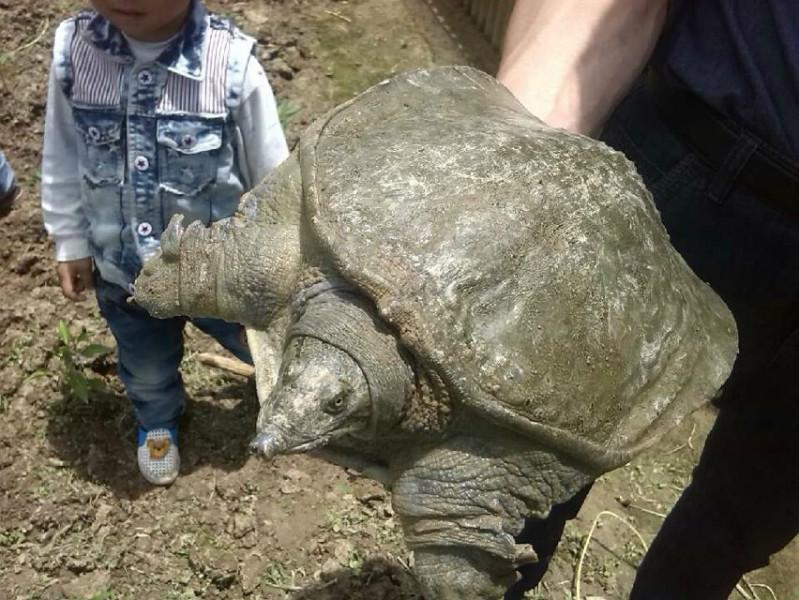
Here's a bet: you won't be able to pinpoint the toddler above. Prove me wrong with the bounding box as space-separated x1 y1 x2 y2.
41 0 289 484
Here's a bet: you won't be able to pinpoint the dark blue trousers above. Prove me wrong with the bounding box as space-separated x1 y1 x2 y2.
601 79 799 600
506 77 799 600
95 276 253 430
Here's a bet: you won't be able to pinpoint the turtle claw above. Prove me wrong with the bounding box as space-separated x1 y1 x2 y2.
160 214 185 260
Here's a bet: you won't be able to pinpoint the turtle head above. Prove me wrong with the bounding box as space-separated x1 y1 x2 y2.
251 290 414 459
251 336 373 458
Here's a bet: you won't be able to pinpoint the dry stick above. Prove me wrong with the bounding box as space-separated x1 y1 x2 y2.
574 509 775 600
734 583 756 600
196 352 255 377
748 582 778 600
5 16 50 59
686 421 697 450
262 579 336 592
743 578 762 600
573 510 649 600
666 422 698 454
261 581 304 592
0 19 49 94
44 521 75 554
396 554 413 572
324 9 352 23
626 504 668 519
732 575 777 600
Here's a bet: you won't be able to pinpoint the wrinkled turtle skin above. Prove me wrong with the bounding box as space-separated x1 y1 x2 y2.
134 66 737 599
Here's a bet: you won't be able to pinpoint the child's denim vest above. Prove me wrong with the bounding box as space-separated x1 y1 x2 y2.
53 7 254 291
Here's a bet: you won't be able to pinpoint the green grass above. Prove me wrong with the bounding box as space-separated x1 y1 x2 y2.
85 591 118 600
277 98 301 129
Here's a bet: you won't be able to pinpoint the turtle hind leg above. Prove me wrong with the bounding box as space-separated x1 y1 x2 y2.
413 545 520 600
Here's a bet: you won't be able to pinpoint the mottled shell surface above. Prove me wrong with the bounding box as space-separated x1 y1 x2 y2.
298 66 737 471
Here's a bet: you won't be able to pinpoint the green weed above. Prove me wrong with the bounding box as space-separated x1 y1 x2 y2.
85 590 118 600
0 527 25 548
261 561 306 590
346 548 364 573
0 335 33 371
165 590 199 600
53 320 114 403
277 98 301 128
262 561 291 587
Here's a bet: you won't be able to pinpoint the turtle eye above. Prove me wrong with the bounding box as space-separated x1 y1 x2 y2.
323 392 348 416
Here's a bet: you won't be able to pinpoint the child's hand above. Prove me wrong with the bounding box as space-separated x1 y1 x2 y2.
56 258 94 301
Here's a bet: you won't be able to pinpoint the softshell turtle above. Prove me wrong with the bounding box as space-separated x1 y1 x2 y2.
133 66 737 599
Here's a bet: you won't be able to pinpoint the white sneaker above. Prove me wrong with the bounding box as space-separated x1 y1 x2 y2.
137 427 180 485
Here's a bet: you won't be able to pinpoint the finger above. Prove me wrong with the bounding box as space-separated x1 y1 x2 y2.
72 276 86 298
77 266 95 291
58 269 82 301
83 271 95 290
61 278 81 301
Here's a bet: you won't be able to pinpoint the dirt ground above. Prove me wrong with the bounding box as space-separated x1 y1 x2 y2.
0 1 796 599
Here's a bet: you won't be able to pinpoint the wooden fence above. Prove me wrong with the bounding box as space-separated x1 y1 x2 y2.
461 0 516 49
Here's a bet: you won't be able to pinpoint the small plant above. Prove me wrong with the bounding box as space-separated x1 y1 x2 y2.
262 561 291 587
260 561 306 591
277 98 301 128
86 590 118 600
0 527 24 548
165 590 199 600
53 321 114 403
347 548 364 573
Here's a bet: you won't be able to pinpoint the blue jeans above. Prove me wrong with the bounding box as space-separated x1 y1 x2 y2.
601 78 799 599
0 152 15 197
95 275 252 430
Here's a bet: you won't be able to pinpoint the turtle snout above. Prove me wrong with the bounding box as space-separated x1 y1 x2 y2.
249 429 288 459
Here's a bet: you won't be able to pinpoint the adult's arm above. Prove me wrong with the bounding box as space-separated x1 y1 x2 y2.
497 0 669 136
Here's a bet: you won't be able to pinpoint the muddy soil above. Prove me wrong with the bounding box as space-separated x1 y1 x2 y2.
0 1 796 599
